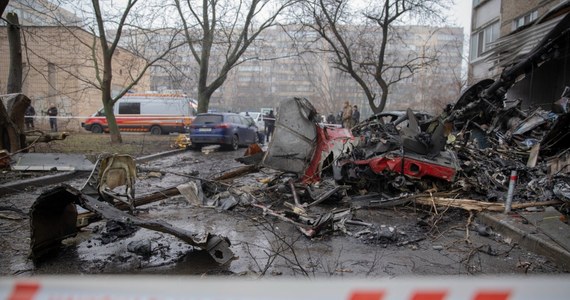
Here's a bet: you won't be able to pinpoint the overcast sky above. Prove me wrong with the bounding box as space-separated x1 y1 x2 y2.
450 0 472 34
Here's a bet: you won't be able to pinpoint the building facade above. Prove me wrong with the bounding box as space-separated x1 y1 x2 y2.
0 26 150 131
469 0 569 108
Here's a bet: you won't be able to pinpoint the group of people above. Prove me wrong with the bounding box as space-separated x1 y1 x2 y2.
342 101 360 128
326 101 360 128
24 103 58 132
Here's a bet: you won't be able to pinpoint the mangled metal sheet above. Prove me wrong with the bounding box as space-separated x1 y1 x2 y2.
262 97 355 183
541 112 570 157
302 125 354 183
487 14 568 68
340 150 459 183
29 185 234 264
30 186 79 262
12 153 95 171
262 98 318 175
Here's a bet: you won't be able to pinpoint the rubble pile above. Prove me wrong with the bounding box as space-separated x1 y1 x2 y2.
249 92 570 240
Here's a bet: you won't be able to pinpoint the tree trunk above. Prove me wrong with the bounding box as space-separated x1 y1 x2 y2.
369 85 388 114
197 91 211 114
101 52 122 143
7 12 22 94
0 94 30 153
102 97 121 143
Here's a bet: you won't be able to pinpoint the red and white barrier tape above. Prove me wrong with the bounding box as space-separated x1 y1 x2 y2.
1 276 569 300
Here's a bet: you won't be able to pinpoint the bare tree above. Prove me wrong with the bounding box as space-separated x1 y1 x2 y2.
90 0 187 143
299 0 451 114
174 0 299 113
4 0 183 143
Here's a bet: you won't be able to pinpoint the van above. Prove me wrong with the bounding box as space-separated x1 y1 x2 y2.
81 93 197 135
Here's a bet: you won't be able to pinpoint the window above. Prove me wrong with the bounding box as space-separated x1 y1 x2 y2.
470 21 500 60
118 102 140 114
194 115 222 124
228 115 240 124
512 11 538 31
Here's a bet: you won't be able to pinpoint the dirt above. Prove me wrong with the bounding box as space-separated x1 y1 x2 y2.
30 132 178 157
0 145 566 277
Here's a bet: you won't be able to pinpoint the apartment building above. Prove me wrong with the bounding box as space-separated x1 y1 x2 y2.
121 23 463 117
469 0 570 108
216 25 464 117
109 20 464 118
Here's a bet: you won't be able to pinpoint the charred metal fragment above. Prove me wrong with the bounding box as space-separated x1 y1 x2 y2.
304 182 349 207
29 185 234 264
263 97 355 184
541 113 570 157
30 185 78 263
349 193 412 208
447 13 570 149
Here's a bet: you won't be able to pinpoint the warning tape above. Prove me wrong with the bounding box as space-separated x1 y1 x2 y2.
24 115 194 120
1 276 568 300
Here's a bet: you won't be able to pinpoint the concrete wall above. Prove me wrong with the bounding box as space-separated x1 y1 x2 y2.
473 0 501 29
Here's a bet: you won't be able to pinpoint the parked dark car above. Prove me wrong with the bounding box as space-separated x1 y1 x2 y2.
188 113 259 150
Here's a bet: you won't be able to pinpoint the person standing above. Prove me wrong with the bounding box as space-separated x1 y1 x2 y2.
25 104 36 130
342 101 352 128
326 113 335 124
351 105 360 127
264 110 276 143
47 103 58 132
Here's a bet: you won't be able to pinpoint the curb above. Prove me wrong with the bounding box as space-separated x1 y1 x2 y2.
479 212 570 271
1 148 187 196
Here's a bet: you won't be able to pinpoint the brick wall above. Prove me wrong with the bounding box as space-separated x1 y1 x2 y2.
500 0 559 35
0 26 150 132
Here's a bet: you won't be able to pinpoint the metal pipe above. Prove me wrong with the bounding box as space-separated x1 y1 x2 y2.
504 170 518 213
289 178 301 206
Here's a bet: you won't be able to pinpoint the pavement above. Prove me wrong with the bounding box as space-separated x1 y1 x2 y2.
479 207 570 271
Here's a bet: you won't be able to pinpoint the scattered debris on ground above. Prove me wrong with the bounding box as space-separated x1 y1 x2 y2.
24 90 569 267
